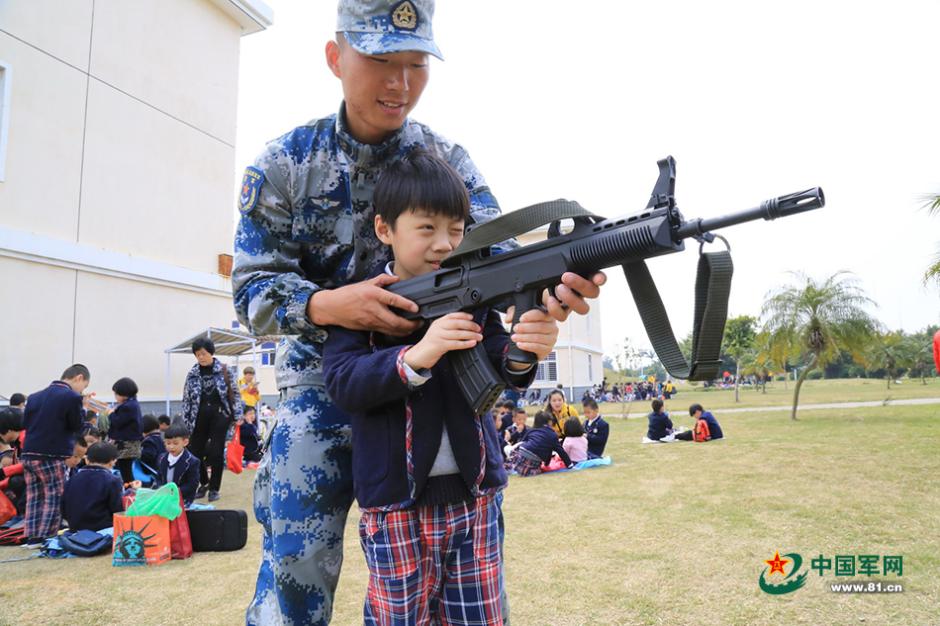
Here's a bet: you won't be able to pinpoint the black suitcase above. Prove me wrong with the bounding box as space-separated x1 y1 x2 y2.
185 509 248 552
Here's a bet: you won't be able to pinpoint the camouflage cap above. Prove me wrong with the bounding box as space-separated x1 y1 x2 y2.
337 0 443 60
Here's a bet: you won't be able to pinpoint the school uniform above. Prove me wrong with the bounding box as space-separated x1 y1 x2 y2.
139 432 165 475
646 411 674 441
506 424 528 446
584 415 610 458
61 466 124 531
239 421 262 462
323 296 534 625
108 399 144 483
21 381 84 541
157 449 200 505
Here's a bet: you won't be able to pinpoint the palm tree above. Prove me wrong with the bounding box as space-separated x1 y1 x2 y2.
724 315 757 403
925 195 940 285
761 272 878 420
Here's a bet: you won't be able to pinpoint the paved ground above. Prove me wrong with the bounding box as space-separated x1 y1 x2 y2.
604 397 940 418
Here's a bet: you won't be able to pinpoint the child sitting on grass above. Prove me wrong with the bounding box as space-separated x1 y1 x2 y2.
157 424 200 506
61 441 125 532
562 417 588 463
646 398 674 442
505 411 573 476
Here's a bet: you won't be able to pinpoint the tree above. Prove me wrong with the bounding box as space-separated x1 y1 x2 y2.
761 272 878 420
924 195 940 285
723 315 757 402
863 331 908 389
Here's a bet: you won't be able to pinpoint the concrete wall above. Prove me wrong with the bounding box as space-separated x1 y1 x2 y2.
0 1 264 403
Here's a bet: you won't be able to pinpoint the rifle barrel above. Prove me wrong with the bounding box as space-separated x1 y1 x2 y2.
675 187 824 239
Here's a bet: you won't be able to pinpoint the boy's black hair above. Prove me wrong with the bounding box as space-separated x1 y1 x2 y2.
689 403 704 416
84 410 98 421
86 441 119 464
513 407 527 416
651 398 664 413
73 437 89 450
9 393 25 406
157 415 171 426
112 377 139 398
142 415 160 434
192 337 215 355
563 416 584 438
533 411 552 429
0 408 23 434
164 424 190 440
243 404 257 414
582 398 599 410
61 363 91 381
84 428 102 440
374 150 470 228
500 401 516 411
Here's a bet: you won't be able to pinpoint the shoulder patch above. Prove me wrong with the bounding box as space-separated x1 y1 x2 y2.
239 166 265 213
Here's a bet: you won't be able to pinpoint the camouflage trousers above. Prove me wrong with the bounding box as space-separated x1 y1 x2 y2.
245 385 511 626
246 385 354 626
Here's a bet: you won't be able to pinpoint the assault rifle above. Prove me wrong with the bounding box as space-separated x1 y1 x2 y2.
387 157 824 414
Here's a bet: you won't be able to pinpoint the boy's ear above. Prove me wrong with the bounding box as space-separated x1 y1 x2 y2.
374 215 394 245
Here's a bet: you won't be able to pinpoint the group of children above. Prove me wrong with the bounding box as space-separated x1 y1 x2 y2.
646 399 724 443
494 397 611 477
1 362 267 548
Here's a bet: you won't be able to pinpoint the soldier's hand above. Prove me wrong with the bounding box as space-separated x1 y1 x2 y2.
308 274 422 336
542 271 607 321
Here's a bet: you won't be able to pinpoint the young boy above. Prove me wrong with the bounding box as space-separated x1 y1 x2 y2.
139 415 165 475
582 398 610 458
157 415 171 433
674 403 724 441
61 442 124 532
323 152 558 624
505 411 573 476
504 408 529 446
646 398 674 442
21 364 91 547
156 424 200 506
239 406 263 464
238 367 261 409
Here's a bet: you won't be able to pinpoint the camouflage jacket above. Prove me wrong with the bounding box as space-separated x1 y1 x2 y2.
232 104 508 389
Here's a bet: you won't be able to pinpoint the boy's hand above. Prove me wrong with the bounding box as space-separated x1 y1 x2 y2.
404 312 482 371
308 274 422 337
505 307 559 364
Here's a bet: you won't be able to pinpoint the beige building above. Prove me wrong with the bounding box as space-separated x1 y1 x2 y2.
516 228 604 403
0 0 273 410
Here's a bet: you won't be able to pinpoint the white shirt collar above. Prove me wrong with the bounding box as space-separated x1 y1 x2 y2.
167 451 184 466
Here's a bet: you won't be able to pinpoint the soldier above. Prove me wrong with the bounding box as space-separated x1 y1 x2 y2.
232 1 605 624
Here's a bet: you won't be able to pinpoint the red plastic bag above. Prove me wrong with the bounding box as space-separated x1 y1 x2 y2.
169 491 193 559
226 425 244 474
0 490 15 526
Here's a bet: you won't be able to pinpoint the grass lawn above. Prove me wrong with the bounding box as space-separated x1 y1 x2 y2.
589 377 940 416
2 398 938 625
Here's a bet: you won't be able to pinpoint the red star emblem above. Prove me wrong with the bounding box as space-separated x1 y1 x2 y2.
765 551 790 576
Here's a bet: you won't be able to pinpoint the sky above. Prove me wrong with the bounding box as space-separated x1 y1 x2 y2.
234 0 940 359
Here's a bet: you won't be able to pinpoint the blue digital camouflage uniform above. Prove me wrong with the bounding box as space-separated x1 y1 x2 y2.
233 104 509 625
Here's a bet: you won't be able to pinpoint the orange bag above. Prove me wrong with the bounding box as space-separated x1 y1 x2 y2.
226 425 244 474
0 490 15 526
693 418 711 442
112 514 171 566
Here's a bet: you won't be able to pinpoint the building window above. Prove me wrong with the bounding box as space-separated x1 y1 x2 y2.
0 61 10 182
260 341 276 366
535 351 557 382
588 354 593 382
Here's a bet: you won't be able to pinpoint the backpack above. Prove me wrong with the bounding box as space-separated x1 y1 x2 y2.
693 418 711 442
58 529 113 557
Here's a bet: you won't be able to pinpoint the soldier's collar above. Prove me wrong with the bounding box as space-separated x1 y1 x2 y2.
335 102 406 165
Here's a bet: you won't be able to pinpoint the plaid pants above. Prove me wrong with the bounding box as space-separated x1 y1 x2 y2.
505 447 542 477
359 494 502 626
23 456 67 540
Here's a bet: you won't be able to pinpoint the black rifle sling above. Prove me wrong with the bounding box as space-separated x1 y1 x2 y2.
450 199 597 260
623 250 733 381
